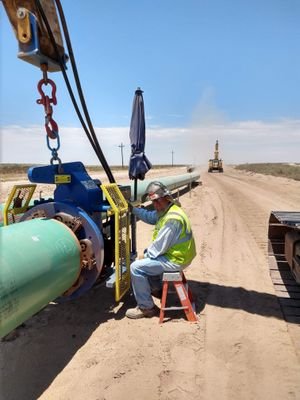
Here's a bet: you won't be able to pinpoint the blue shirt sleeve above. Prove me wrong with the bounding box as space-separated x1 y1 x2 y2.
132 206 158 225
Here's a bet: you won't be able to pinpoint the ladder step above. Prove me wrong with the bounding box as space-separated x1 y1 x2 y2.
162 272 182 281
159 271 198 323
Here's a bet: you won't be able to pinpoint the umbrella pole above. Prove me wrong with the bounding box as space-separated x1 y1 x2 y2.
131 178 138 257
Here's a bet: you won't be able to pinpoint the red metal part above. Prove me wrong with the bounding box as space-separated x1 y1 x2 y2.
45 116 59 139
37 78 57 105
36 78 58 139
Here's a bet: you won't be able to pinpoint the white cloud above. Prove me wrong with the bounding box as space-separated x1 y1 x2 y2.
1 119 300 166
186 119 300 165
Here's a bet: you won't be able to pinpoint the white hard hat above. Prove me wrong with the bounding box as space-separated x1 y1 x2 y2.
146 181 172 201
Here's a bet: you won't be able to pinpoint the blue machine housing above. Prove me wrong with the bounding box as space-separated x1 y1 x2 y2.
21 201 105 301
28 162 109 214
26 161 111 300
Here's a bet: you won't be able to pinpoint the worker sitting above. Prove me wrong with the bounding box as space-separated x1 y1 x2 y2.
126 181 196 319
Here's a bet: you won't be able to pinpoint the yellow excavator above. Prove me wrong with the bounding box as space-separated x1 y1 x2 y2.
208 139 223 173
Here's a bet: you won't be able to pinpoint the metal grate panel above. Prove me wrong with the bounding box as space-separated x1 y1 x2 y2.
3 184 37 226
101 183 130 301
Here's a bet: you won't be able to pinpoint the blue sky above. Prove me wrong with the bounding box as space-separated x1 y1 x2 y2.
1 0 300 167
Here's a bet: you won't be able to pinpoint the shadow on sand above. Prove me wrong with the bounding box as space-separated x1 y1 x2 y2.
0 282 136 400
1 276 290 400
189 280 286 321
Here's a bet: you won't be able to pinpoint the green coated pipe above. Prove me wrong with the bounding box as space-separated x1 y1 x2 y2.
0 172 200 225
0 218 81 338
128 171 200 204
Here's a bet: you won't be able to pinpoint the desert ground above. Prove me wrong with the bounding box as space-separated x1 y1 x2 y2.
1 165 300 400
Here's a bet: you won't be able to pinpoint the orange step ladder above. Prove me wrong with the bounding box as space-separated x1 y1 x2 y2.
159 271 197 323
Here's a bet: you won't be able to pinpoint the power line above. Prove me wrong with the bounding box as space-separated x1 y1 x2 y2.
118 142 125 168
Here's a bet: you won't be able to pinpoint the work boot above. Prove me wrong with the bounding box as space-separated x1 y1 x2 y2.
125 306 158 319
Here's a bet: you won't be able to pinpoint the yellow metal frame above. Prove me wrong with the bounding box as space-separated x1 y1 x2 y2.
3 184 37 226
17 8 31 44
100 183 131 301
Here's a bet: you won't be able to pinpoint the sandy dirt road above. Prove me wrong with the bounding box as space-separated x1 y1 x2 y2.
1 166 300 400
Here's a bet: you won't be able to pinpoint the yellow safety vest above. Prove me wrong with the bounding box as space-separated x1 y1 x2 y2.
152 204 196 265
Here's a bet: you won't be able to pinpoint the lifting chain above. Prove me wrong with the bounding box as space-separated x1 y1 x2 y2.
36 64 62 170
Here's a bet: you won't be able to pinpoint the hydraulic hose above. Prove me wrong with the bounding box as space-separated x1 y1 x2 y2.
34 0 115 183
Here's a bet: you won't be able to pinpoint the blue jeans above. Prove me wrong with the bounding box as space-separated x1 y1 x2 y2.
130 257 180 309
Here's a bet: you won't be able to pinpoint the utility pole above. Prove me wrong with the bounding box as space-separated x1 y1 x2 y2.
171 150 174 167
118 142 125 168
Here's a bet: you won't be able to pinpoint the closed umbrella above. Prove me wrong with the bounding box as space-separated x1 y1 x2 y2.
128 87 152 255
129 88 152 182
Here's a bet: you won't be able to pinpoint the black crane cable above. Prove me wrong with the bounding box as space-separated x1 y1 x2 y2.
34 0 115 183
